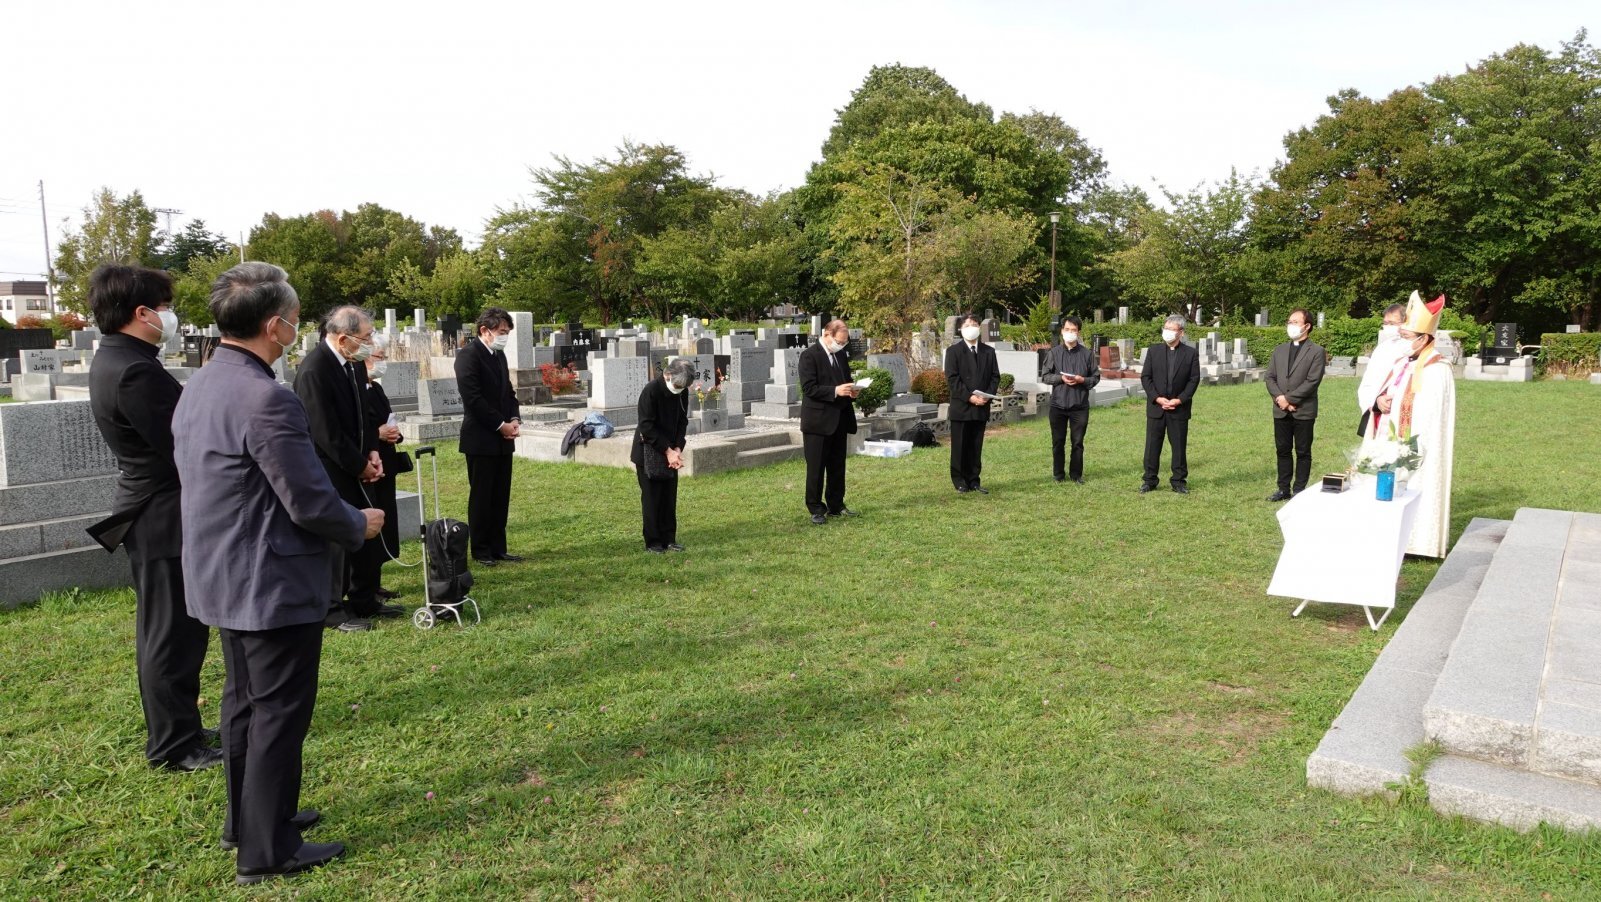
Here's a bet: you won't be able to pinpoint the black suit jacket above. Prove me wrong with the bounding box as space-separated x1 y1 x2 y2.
1140 342 1200 420
87 332 183 555
798 342 859 436
294 341 373 504
455 338 519 457
630 378 689 465
1265 340 1326 421
943 341 1001 422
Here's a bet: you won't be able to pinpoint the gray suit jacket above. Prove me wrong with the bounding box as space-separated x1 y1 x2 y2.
1265 340 1326 421
173 344 367 631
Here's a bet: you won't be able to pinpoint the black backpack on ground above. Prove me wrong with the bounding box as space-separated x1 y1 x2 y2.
425 518 474 605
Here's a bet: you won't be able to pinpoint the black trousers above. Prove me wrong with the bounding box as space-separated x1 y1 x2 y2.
1048 406 1089 480
949 419 987 489
635 465 679 548
327 481 385 618
219 620 323 871
465 454 513 560
368 472 400 561
1142 415 1190 487
803 428 848 515
126 520 209 764
1274 416 1317 493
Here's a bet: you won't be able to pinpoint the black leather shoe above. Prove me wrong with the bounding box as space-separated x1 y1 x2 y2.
375 587 402 600
366 604 405 619
222 810 320 851
1266 490 1292 502
645 545 667 554
235 840 345 885
156 746 223 772
494 553 524 563
810 514 827 525
828 508 858 518
1072 477 1085 485
333 618 373 633
200 727 221 747
665 543 686 552
971 486 989 495
1053 475 1066 483
1138 484 1156 494
1172 484 1190 495
954 486 969 494
473 557 498 568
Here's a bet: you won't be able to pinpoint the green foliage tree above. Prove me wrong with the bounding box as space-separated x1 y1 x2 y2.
52 188 159 313
1110 172 1255 322
637 191 806 321
170 251 241 328
151 219 232 273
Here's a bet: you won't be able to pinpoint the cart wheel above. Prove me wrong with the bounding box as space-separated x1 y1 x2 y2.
412 608 436 630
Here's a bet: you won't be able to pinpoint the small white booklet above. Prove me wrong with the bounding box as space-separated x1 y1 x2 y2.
853 377 873 389
972 390 999 400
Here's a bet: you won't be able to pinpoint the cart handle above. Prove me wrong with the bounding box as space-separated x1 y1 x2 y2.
414 446 436 458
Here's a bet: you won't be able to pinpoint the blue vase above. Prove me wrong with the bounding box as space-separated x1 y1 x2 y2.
1376 469 1395 501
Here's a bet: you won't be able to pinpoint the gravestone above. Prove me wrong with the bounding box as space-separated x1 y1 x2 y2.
384 308 397 337
1117 306 1129 325
22 350 63 375
0 400 119 486
749 347 805 418
413 308 426 330
382 361 419 402
1255 309 1270 327
994 350 1042 392
589 356 651 409
504 311 536 370
866 354 911 394
417 378 464 417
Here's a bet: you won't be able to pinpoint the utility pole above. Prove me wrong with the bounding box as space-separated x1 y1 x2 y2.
239 231 245 263
153 207 182 235
38 180 55 308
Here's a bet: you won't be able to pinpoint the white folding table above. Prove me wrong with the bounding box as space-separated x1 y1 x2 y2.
1266 486 1421 630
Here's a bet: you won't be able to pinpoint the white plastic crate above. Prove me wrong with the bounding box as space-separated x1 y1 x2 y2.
859 439 913 458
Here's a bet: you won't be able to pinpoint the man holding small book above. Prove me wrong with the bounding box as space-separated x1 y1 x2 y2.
943 313 1001 494
799 319 860 525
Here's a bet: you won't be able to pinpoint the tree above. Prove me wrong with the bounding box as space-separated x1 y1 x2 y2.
52 188 159 313
171 251 242 328
934 207 1040 312
1110 172 1255 322
636 191 807 321
152 219 232 273
819 64 993 159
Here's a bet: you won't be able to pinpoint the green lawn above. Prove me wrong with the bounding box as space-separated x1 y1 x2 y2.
4 379 1600 898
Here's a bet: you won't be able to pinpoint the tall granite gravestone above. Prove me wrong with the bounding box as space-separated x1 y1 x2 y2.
720 347 773 412
749 347 804 419
505 311 536 371
0 400 131 607
399 377 468 442
589 356 651 410
382 361 420 407
22 350 63 375
866 354 911 394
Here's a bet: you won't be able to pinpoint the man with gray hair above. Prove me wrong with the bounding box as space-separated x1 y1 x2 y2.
173 262 381 883
1138 314 1200 494
295 305 396 630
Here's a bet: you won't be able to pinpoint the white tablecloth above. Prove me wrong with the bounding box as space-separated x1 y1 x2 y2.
1267 487 1421 609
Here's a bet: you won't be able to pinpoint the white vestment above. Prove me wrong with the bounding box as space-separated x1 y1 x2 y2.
1357 337 1409 415
1369 353 1456 558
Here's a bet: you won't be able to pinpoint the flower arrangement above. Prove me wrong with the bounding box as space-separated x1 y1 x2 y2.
1346 422 1424 480
693 369 724 407
538 362 580 395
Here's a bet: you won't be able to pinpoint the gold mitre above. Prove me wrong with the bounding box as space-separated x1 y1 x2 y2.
1402 290 1446 335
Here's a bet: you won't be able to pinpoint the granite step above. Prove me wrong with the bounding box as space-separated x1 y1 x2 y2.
725 430 796 452
1422 508 1573 772
0 513 105 559
1307 517 1508 797
1527 512 1601 784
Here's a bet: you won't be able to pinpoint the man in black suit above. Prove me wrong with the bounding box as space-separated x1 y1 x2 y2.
456 307 522 566
1139 314 1201 494
799 319 860 525
86 264 220 773
943 313 1001 494
294 306 396 631
1265 308 1326 501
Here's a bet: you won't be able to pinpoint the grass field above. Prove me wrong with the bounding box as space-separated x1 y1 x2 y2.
3 379 1600 898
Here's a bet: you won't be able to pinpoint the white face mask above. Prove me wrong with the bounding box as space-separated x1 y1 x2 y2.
819 337 838 355
342 335 374 362
369 360 387 379
665 380 686 395
961 325 981 342
141 308 179 344
271 317 299 351
488 332 509 352
1286 323 1305 340
1061 330 1078 345
1380 324 1402 344
1161 328 1179 344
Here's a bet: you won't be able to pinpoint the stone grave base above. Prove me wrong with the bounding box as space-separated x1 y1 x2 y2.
575 405 639 428
748 401 802 419
513 426 822 477
1307 509 1601 831
1463 358 1534 382
398 415 463 442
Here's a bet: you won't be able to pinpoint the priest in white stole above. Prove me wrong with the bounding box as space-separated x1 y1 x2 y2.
1367 291 1457 557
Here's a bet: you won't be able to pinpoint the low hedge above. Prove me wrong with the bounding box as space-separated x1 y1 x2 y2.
1538 333 1601 374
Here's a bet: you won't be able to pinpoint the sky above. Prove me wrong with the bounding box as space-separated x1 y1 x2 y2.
1 0 1593 281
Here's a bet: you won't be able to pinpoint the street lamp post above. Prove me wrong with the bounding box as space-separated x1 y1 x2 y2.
1048 211 1063 317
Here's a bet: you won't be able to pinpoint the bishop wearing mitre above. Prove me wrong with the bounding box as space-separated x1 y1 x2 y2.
1366 290 1457 557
